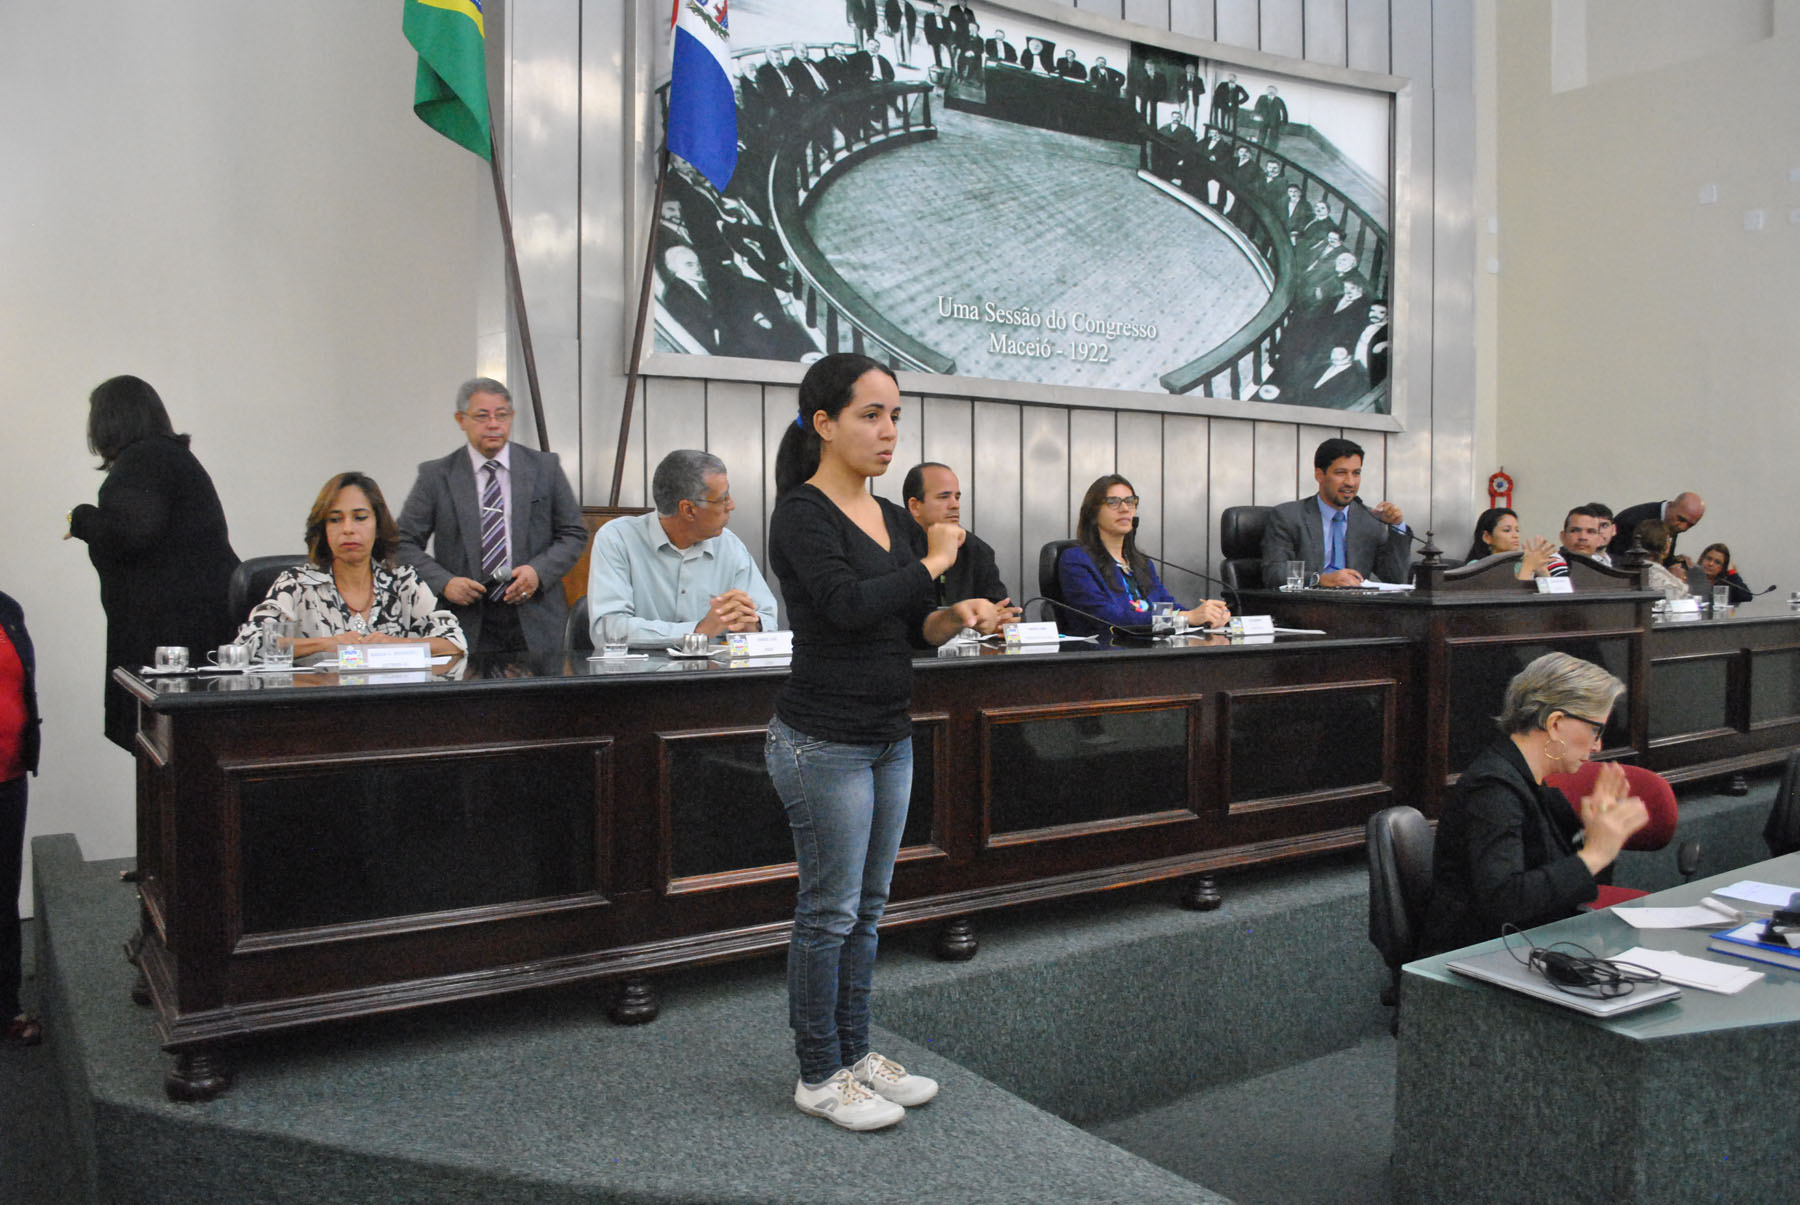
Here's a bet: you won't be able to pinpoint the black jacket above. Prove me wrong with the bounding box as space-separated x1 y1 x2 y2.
0 592 39 777
1420 739 1597 954
70 435 239 750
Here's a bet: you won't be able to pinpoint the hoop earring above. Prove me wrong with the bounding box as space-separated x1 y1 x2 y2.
1543 737 1568 765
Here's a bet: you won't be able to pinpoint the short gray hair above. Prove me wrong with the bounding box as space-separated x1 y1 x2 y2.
455 378 512 413
652 449 727 516
1497 652 1624 735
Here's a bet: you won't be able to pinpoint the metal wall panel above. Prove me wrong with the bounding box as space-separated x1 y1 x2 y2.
1208 417 1257 540
1253 421 1300 505
641 378 706 507
1215 0 1263 48
1303 0 1350 65
578 0 634 504
1163 415 1213 590
1068 409 1119 531
504 1 583 468
704 379 767 567
1119 409 1165 561
1359 431 1388 505
1170 0 1216 41
1019 407 1071 593
1122 0 1167 30
1346 0 1393 72
1428 0 1478 557
972 401 1024 605
1261 0 1307 59
761 382 798 542
1384 0 1438 532
919 396 974 512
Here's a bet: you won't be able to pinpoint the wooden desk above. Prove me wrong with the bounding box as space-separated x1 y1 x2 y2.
1646 596 1800 784
120 633 1413 1098
1394 852 1800 1203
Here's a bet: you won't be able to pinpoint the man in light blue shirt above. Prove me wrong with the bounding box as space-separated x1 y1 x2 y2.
587 450 779 646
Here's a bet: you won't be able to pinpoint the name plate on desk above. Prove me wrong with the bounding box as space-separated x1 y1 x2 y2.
1226 615 1275 637
1663 597 1701 617
1534 577 1574 594
1003 621 1061 645
337 642 431 671
726 630 792 659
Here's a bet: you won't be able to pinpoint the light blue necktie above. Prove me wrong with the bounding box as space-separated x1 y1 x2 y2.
1325 509 1347 571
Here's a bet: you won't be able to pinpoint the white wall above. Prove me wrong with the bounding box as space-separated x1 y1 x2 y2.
1492 0 1797 575
2 2 488 908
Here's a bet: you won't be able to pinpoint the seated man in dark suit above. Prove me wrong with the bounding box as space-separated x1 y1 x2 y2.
902 462 1016 614
1609 493 1704 566
1261 437 1413 587
396 378 589 655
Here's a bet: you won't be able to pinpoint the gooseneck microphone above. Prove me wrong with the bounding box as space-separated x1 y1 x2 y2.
1351 495 1429 547
1016 595 1161 641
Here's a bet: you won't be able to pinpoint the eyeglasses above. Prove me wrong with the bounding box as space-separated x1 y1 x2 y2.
464 408 514 425
692 493 732 509
1560 713 1608 740
1102 495 1141 511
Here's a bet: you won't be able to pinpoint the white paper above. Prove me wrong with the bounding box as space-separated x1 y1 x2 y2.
1356 581 1415 592
1713 881 1800 909
1614 946 1763 994
1612 905 1741 930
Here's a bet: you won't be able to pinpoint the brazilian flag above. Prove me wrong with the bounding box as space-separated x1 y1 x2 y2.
404 0 491 159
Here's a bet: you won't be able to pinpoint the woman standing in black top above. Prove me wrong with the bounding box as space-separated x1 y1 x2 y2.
766 353 1002 1131
67 376 239 750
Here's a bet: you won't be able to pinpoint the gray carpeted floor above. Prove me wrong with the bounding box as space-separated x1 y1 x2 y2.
2 922 82 1205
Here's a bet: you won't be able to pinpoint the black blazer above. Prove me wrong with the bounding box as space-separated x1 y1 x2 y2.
0 592 40 777
1420 739 1598 954
70 435 239 750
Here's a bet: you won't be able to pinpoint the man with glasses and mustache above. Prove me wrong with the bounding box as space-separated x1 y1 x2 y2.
586 449 778 647
397 378 588 655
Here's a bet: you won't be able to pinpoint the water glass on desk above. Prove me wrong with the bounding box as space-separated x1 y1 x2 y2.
1713 585 1731 619
259 619 296 667
1151 601 1176 636
1284 560 1307 591
600 611 630 658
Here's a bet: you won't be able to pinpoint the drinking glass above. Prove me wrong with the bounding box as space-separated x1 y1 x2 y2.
1151 601 1176 636
1285 560 1307 591
153 646 189 671
601 612 630 658
1712 585 1731 620
260 619 297 667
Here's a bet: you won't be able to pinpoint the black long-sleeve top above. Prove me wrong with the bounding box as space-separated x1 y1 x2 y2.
768 485 936 744
1419 738 1598 954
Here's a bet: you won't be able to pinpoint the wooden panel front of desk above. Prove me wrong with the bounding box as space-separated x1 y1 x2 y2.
122 637 1412 1054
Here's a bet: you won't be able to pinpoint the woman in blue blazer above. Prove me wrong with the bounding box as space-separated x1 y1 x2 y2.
1055 475 1230 637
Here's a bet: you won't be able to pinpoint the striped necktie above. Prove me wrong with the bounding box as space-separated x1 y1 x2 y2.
479 460 507 580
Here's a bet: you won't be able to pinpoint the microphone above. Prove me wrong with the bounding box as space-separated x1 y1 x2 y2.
1016 595 1160 641
1351 496 1429 546
1141 553 1241 616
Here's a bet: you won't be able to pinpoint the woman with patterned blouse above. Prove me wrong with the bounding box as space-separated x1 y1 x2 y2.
238 472 466 658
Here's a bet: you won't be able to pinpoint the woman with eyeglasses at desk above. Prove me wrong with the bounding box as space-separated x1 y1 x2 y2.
1420 652 1648 955
1054 475 1231 637
764 353 1004 1132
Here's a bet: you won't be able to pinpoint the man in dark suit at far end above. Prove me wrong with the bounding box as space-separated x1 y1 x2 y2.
1261 437 1412 587
396 378 589 655
902 462 1016 614
1609 493 1705 566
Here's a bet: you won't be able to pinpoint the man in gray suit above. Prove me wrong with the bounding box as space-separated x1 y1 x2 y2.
397 378 589 655
1260 437 1412 587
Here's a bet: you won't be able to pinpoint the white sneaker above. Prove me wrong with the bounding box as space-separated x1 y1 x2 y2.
794 1068 905 1131
850 1051 939 1107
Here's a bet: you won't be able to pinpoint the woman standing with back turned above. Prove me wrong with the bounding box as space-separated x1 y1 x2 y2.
766 353 1002 1130
67 376 239 750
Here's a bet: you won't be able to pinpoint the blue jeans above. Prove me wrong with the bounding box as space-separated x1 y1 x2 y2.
765 716 912 1085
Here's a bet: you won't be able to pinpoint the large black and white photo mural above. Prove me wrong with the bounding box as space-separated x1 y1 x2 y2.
649 0 1398 416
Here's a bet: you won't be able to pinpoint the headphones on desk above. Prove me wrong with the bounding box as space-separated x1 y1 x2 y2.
1503 928 1664 1000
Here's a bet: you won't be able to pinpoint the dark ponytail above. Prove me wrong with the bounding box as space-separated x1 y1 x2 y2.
774 353 895 496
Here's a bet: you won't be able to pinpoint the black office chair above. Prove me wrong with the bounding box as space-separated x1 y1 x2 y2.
1037 539 1079 621
1765 749 1800 857
1218 505 1271 594
564 595 593 654
227 554 309 622
1367 804 1434 1035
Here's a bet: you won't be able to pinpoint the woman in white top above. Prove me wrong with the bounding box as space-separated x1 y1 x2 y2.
239 472 465 659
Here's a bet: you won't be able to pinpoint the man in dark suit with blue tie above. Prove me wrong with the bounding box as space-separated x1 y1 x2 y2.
1261 437 1413 587
397 378 589 655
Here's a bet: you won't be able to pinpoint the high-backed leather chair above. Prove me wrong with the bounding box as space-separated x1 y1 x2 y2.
564 594 593 653
1765 749 1800 857
1547 761 1696 906
1218 505 1271 593
226 554 309 624
1037 539 1080 619
1366 804 1434 1033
